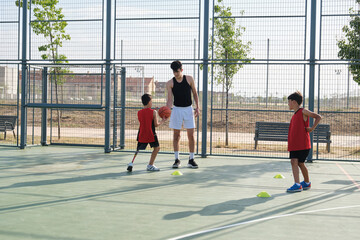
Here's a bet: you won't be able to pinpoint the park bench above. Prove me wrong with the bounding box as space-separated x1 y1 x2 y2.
254 121 331 152
0 115 17 140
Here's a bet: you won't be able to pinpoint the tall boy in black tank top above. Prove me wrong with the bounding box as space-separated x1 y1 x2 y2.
172 75 192 107
166 60 200 169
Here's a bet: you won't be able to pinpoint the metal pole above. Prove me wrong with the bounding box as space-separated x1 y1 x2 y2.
113 65 117 150
335 69 341 102
194 38 199 154
104 0 112 153
303 0 309 107
142 66 144 94
16 64 20 146
20 0 28 149
113 0 116 60
41 67 48 146
209 0 215 155
316 65 321 160
307 0 317 162
201 0 210 158
266 38 269 108
32 67 35 144
50 74 53 143
120 67 126 149
194 38 196 78
121 40 123 66
198 0 202 154
347 66 350 109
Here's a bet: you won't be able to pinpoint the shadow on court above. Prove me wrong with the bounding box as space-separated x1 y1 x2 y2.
164 196 276 220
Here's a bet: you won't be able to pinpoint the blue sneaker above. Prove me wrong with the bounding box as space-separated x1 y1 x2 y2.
300 181 311 190
287 183 303 193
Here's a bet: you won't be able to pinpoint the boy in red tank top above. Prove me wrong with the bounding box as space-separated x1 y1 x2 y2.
133 94 167 171
287 91 322 193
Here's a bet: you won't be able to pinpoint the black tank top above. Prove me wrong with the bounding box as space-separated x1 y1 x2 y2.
172 75 192 107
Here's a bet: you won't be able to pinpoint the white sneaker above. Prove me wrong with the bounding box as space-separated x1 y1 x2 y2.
147 165 160 171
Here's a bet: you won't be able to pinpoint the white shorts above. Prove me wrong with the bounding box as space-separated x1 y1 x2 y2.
169 106 195 130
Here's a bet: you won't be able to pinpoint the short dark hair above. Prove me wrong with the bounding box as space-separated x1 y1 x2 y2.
288 91 303 105
141 94 151 106
171 60 182 71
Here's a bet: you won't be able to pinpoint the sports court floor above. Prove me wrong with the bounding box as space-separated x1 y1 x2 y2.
0 146 359 240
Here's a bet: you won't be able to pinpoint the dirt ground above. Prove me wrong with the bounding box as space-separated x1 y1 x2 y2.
1 105 360 136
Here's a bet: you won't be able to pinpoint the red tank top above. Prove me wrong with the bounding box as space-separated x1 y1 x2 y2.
288 108 311 151
137 108 155 143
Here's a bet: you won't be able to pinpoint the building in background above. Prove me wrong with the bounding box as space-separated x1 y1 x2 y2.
155 81 166 98
0 66 18 100
17 67 157 102
125 76 156 95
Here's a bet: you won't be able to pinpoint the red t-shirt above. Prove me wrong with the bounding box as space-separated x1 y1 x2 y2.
288 108 311 151
137 108 155 143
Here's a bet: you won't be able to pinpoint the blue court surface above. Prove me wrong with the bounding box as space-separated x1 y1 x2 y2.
0 146 359 240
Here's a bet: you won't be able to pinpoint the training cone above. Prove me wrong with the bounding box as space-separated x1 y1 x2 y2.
171 170 183 176
273 174 285 179
257 191 271 198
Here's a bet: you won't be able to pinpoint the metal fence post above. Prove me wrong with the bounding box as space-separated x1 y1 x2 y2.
308 0 317 162
112 65 117 150
104 0 112 153
20 0 28 149
41 67 48 146
201 0 210 158
120 67 126 149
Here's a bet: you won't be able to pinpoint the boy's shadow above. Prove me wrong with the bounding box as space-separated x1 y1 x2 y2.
163 194 283 220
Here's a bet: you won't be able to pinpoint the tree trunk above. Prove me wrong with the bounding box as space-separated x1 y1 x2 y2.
50 30 61 140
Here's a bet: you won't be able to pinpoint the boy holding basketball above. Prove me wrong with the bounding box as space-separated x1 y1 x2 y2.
287 91 322 192
136 94 167 171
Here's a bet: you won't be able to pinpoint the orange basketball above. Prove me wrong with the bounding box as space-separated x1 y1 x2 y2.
158 106 171 119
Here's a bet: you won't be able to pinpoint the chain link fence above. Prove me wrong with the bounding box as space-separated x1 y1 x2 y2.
0 0 359 161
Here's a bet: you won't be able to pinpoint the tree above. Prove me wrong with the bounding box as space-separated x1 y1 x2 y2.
282 95 287 103
16 0 71 139
337 0 360 85
210 0 251 146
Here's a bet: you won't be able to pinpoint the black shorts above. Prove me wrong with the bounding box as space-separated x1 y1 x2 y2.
289 149 310 163
137 136 159 150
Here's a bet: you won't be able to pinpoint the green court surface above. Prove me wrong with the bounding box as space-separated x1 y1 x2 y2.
0 146 359 240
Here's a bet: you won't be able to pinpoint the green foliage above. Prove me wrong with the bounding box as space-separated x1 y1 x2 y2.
16 0 72 86
16 0 72 139
210 0 251 90
337 0 360 85
209 0 251 146
16 0 71 65
50 67 73 85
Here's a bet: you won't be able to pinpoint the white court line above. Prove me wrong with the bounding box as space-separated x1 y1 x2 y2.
168 205 360 240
